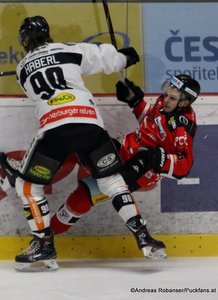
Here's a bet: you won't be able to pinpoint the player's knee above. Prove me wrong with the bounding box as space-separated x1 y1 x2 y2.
15 177 44 203
15 177 26 197
97 174 128 197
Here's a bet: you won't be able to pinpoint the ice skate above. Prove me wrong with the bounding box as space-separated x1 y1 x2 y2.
127 218 167 260
15 234 58 272
135 224 167 259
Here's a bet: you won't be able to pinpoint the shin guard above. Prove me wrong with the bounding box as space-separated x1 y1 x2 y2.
15 177 50 238
112 193 140 224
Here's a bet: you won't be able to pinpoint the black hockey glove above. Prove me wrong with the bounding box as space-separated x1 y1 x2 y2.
116 78 144 108
121 150 151 192
138 146 167 173
118 47 139 68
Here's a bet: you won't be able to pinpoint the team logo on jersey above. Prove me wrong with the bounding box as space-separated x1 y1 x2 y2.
168 116 177 129
179 115 189 126
48 93 75 105
174 134 188 148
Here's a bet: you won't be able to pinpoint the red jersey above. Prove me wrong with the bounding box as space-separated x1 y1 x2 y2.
119 95 197 189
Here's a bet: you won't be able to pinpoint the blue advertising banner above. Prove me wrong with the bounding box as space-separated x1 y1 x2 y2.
142 3 218 93
161 125 218 212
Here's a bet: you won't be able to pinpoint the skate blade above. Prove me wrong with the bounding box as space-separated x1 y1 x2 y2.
15 259 59 272
142 246 167 260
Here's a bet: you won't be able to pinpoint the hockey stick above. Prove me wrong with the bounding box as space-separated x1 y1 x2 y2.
102 0 118 49
101 0 125 82
0 71 16 77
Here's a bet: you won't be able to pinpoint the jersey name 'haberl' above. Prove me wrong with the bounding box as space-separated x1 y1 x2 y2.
16 42 126 133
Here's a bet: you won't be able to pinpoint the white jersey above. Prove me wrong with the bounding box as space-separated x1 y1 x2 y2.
16 42 127 133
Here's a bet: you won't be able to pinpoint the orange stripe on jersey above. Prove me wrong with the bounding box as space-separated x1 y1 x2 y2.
23 181 45 231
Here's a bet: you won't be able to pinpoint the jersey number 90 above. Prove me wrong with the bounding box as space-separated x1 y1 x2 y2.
30 67 70 100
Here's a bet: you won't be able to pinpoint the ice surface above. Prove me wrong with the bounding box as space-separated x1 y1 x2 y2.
0 257 218 300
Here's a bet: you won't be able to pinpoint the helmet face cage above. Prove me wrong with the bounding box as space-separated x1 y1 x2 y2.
19 16 50 46
161 74 200 104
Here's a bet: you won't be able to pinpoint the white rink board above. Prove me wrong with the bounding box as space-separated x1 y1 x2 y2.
0 95 218 236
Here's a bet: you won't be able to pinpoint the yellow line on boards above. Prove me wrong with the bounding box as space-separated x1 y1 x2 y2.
0 235 218 260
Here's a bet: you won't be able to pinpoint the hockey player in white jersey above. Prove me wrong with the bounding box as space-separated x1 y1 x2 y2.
7 16 140 271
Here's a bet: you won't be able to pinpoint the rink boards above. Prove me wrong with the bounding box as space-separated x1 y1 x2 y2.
0 95 217 258
1 234 218 260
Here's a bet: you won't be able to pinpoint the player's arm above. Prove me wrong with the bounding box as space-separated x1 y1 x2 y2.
78 43 139 75
160 126 195 179
142 124 195 180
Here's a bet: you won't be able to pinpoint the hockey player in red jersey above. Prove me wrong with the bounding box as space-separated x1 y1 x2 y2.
50 74 200 257
117 75 198 181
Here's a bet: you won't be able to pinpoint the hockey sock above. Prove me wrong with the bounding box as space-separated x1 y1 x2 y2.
15 178 51 238
51 184 93 234
50 211 72 234
23 197 51 238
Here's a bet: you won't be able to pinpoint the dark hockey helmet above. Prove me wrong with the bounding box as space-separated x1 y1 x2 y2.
161 74 200 104
19 16 50 46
